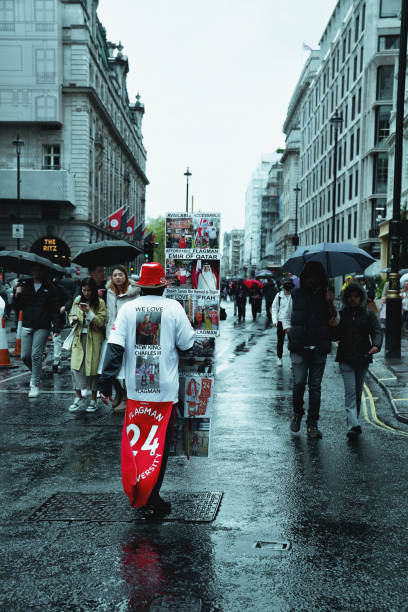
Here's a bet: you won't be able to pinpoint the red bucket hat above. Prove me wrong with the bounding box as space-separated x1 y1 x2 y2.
136 263 168 288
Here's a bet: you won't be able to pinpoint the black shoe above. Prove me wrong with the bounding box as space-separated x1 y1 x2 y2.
290 412 303 433
52 363 60 373
146 495 172 517
347 425 362 438
307 423 323 439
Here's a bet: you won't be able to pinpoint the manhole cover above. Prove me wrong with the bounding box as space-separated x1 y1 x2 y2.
150 595 202 611
27 491 223 523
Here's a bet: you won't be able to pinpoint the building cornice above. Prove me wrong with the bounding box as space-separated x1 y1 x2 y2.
280 146 300 164
62 86 149 185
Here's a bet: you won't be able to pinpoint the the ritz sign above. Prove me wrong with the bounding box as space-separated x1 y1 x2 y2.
42 238 57 253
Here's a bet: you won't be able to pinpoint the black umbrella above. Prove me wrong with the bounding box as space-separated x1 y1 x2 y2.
72 240 142 267
281 242 376 277
0 250 62 274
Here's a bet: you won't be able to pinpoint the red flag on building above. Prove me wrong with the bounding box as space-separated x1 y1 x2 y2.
126 215 135 237
109 206 125 230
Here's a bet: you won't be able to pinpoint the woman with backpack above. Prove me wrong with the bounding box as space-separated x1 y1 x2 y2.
68 277 107 413
332 282 383 438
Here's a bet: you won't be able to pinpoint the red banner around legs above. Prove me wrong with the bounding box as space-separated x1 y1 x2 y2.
121 399 173 508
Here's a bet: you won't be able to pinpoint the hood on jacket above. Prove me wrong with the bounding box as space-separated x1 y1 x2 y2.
341 281 367 308
107 283 140 299
300 261 328 291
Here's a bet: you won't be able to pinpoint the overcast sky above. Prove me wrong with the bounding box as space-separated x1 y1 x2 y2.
98 0 338 233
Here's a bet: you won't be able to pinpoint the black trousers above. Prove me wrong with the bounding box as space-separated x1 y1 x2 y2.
277 322 285 358
149 403 177 502
237 299 246 320
265 301 272 322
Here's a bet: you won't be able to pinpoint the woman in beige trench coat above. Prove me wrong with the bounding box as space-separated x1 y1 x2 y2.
68 277 107 413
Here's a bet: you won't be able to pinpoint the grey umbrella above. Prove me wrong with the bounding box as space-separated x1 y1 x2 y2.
72 240 142 267
0 250 62 274
255 269 274 278
281 242 376 277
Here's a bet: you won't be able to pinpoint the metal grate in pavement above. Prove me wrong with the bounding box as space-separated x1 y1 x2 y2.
27 491 223 523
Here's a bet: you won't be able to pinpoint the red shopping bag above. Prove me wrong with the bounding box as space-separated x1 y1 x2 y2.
121 399 173 507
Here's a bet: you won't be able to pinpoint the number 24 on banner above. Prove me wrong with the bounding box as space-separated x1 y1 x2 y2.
127 424 160 456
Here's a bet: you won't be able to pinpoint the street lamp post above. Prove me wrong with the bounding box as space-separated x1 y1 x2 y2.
293 184 301 249
329 110 343 243
12 134 24 250
184 166 192 213
385 0 408 362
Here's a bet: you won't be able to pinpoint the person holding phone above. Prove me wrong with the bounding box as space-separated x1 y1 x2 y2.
68 277 107 412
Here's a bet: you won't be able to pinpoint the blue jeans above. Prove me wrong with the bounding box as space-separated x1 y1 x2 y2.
21 327 49 387
290 349 327 424
339 363 368 430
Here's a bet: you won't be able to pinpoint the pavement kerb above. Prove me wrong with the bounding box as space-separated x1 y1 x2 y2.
368 366 408 425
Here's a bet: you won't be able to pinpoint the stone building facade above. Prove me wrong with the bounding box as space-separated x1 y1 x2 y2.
0 0 147 266
281 0 400 258
273 52 320 264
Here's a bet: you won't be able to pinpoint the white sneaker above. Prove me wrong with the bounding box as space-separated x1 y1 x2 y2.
86 400 98 413
276 358 283 366
28 385 40 398
68 397 83 412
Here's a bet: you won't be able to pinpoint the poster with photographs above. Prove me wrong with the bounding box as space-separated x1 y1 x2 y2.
169 414 210 458
179 375 214 418
179 337 215 376
166 213 193 250
165 257 194 289
165 211 221 458
166 289 219 336
192 213 220 252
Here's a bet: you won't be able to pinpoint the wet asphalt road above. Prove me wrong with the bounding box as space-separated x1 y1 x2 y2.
2 301 408 611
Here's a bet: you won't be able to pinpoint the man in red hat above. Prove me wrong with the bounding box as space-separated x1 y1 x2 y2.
98 262 195 516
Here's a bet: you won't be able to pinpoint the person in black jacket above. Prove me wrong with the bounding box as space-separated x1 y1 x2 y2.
282 261 338 438
235 280 249 323
332 281 383 438
262 277 277 328
14 265 61 397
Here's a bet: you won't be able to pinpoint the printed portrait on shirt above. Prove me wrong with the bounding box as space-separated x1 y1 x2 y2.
191 260 220 291
135 310 162 346
135 355 160 393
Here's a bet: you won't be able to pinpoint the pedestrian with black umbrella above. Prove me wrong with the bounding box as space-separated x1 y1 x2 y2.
282 262 338 438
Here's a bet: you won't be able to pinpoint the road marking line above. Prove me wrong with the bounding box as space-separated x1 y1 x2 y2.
377 377 397 381
363 383 408 437
0 371 30 384
392 398 408 401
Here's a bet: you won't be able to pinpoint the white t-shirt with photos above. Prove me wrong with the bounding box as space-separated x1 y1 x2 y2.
108 295 195 402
